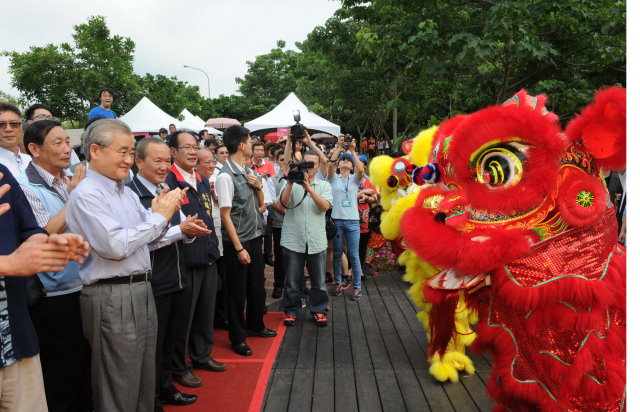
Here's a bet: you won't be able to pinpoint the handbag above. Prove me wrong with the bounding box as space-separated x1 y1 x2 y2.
368 205 383 234
325 209 337 240
25 275 45 307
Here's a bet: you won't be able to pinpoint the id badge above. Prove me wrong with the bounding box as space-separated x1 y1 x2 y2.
341 199 352 207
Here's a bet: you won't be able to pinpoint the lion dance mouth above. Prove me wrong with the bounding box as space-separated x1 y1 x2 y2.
370 87 626 411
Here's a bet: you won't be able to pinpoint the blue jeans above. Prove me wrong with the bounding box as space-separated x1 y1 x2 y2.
280 247 329 315
332 219 362 290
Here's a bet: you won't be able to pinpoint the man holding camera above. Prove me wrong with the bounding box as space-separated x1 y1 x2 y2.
280 130 332 326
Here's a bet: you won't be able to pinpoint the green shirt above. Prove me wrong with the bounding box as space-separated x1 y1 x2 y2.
279 179 333 254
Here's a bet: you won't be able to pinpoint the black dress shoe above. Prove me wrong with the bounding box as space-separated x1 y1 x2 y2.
232 342 253 356
193 359 226 372
160 391 198 406
272 287 283 299
174 371 202 388
246 328 277 338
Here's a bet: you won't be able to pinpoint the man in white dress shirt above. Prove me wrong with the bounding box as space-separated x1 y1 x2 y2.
0 103 31 176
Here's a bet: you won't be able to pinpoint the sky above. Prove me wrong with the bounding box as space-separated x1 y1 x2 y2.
0 0 342 100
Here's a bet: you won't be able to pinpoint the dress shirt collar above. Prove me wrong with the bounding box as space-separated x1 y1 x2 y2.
0 146 31 175
136 174 161 195
227 159 246 175
85 168 124 194
174 164 196 186
253 158 265 168
31 161 68 187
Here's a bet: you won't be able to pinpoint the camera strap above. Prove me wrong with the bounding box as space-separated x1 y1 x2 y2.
280 187 309 210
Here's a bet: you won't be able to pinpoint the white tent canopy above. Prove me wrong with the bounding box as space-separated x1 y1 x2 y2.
179 109 222 135
244 93 341 136
120 97 180 133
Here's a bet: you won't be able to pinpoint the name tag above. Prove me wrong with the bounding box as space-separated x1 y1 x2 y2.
341 199 352 208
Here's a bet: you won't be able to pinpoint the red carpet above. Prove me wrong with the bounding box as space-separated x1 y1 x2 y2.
166 312 286 412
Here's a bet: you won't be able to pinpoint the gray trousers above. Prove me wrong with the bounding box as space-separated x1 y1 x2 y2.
173 264 218 375
80 281 157 412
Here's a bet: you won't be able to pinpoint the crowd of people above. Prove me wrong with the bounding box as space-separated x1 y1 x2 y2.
0 97 385 412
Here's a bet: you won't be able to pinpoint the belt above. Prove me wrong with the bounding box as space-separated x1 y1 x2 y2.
95 271 152 285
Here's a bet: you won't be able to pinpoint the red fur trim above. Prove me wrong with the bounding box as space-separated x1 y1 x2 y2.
446 104 565 213
423 288 459 357
565 87 626 171
557 172 607 227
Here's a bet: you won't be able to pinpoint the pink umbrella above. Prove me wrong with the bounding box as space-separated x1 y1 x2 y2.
205 117 241 128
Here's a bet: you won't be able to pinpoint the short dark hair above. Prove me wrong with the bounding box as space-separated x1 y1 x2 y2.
99 88 115 99
136 137 168 160
214 144 227 154
25 103 53 121
159 128 168 134
276 149 285 159
199 129 209 137
252 141 265 150
222 125 250 155
203 138 217 149
24 120 62 157
168 130 197 149
169 123 176 128
0 102 21 117
304 149 321 161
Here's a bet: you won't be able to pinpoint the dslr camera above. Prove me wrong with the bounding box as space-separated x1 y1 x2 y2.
344 134 353 143
287 160 315 184
290 110 306 142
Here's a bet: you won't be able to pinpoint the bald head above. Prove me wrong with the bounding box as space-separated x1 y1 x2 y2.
196 148 215 179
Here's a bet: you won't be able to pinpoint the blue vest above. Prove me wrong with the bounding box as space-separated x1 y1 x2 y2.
16 166 82 295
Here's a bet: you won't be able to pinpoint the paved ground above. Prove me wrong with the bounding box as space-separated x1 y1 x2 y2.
261 271 495 411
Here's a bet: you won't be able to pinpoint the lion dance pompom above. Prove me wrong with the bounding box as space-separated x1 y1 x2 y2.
374 87 626 410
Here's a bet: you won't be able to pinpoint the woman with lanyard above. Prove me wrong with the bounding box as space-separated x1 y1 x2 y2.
326 134 365 300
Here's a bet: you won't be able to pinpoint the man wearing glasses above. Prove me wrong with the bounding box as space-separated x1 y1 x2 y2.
0 103 31 177
66 119 186 411
166 131 225 388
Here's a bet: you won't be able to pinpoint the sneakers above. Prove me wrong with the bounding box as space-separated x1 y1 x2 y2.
333 284 343 297
283 313 296 326
313 313 328 327
341 276 351 290
325 272 335 285
351 289 362 301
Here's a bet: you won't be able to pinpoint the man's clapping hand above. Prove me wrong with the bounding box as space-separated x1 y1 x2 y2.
180 214 212 238
152 187 188 221
0 172 10 216
3 233 89 276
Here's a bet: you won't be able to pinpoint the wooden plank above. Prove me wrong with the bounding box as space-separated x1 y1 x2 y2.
459 374 495 411
288 368 314 411
468 352 492 385
374 369 407 412
311 368 334 412
375 275 429 371
315 308 334 370
296 310 318 370
357 278 393 370
276 310 306 369
394 369 430 412
262 368 294 412
368 276 413 370
334 367 357 412
345 289 373 370
331 292 353 368
414 368 454 412
354 368 383 412
442 380 480 412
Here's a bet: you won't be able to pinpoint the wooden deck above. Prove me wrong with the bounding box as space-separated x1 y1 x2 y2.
262 272 495 411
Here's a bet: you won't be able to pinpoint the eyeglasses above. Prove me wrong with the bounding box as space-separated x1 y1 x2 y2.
177 145 199 152
0 122 22 130
98 144 136 159
31 114 59 121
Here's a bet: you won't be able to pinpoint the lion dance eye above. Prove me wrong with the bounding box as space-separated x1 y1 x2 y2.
473 144 526 189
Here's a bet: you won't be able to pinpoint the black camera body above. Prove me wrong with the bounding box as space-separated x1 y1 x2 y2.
344 134 353 143
290 110 306 142
287 160 315 184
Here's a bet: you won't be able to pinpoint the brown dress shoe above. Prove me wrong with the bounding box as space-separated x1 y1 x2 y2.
193 359 227 372
174 371 202 388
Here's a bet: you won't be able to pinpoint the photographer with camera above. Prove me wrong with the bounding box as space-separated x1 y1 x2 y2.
279 132 333 327
326 134 365 300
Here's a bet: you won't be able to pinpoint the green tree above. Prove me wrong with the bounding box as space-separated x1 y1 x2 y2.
134 74 205 118
0 90 21 108
4 16 139 125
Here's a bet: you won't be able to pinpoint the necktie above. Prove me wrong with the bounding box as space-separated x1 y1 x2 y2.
156 183 166 196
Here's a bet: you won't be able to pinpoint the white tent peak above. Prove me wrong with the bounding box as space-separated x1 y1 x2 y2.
245 92 340 136
179 109 222 135
120 96 180 133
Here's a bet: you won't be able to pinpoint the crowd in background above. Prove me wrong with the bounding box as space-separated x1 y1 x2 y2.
0 91 388 412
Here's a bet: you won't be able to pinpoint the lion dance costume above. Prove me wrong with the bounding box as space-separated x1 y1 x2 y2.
370 87 626 411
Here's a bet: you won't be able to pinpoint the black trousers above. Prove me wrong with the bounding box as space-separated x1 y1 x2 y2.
173 264 218 376
153 290 182 409
223 238 266 345
214 257 228 325
264 221 273 260
272 227 285 288
359 231 372 269
29 291 92 412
